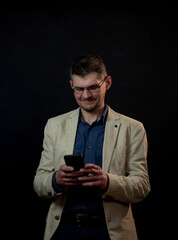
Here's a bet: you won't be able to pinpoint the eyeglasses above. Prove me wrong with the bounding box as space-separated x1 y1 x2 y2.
73 76 108 95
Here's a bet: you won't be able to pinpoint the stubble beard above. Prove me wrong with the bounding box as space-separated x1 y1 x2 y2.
78 98 99 113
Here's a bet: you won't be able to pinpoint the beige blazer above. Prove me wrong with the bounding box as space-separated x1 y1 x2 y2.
34 106 150 240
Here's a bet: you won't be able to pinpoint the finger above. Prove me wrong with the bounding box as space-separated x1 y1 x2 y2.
63 177 79 182
82 180 102 187
78 175 103 182
83 164 100 169
64 171 85 178
80 168 102 176
61 165 74 172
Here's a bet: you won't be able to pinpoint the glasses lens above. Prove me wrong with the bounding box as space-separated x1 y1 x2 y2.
88 85 100 93
73 76 107 94
74 87 83 94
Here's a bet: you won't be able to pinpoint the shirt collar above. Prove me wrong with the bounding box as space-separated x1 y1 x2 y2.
79 105 108 124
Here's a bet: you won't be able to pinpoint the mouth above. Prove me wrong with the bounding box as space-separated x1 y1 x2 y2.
80 98 96 104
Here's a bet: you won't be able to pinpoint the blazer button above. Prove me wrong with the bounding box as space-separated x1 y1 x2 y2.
48 192 52 197
55 215 60 221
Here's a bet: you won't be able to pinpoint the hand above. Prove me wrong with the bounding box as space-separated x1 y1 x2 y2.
78 164 109 191
55 164 85 187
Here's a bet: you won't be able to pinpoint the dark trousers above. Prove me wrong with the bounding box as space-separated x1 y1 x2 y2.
51 213 111 240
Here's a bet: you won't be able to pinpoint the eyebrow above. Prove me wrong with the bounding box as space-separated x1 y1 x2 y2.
74 83 99 89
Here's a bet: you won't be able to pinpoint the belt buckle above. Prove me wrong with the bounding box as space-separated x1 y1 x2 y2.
76 214 89 228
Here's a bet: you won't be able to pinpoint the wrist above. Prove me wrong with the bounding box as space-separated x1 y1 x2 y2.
100 173 109 193
52 171 65 193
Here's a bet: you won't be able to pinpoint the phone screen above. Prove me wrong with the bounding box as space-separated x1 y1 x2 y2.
64 154 84 171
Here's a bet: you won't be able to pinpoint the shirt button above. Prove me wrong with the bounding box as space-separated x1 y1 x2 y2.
88 146 91 149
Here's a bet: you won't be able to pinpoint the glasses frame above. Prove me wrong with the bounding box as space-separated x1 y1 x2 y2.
73 75 108 95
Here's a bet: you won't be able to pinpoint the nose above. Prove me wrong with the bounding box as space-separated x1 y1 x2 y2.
82 88 92 98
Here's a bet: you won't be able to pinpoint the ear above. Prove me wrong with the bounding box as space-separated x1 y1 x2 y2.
106 76 112 90
70 80 74 89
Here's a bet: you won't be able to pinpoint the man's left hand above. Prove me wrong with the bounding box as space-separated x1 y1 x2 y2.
78 164 108 192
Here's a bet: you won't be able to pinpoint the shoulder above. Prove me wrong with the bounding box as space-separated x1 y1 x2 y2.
47 108 79 124
43 108 79 134
43 108 79 139
107 106 145 130
108 106 142 125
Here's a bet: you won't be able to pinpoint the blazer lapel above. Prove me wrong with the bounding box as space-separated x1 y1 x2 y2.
102 107 121 172
65 106 120 172
65 108 79 154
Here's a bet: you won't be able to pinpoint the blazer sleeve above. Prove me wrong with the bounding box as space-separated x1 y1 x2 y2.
33 120 64 198
102 122 151 203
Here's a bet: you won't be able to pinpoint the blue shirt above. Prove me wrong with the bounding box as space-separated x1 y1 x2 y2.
73 108 107 167
53 106 108 214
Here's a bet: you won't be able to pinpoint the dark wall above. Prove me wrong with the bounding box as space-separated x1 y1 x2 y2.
1 2 177 239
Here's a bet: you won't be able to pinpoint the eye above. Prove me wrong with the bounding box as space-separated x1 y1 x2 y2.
89 85 99 90
74 87 83 92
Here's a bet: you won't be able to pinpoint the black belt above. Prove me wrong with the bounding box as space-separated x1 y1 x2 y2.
61 212 106 228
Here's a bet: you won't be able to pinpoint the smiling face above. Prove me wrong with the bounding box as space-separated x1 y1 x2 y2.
70 72 112 114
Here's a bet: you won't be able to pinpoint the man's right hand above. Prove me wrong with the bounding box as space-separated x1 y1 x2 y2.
55 164 85 187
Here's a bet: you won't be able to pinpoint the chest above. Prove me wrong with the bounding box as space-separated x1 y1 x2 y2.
73 121 105 167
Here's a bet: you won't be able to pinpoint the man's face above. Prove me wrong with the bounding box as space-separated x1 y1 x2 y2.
70 72 111 113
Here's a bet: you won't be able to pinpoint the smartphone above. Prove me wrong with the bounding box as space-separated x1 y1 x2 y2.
64 154 84 171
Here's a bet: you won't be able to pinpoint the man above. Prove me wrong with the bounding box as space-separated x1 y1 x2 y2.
34 55 150 240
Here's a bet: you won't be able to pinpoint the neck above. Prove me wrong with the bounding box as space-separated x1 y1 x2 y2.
81 105 105 125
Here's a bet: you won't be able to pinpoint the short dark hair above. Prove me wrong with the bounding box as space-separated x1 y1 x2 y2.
70 55 107 81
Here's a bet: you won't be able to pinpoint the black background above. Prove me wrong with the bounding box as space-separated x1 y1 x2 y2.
1 2 177 239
